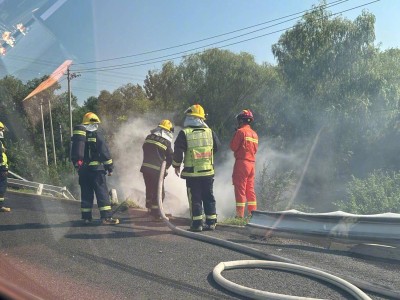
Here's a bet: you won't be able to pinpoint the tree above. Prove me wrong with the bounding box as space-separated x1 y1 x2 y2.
144 61 186 111
176 49 270 138
272 5 377 135
83 96 98 113
0 76 29 142
269 4 400 209
97 83 151 131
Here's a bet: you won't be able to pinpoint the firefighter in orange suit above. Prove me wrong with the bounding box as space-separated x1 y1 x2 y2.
140 120 174 220
230 109 258 218
71 112 119 225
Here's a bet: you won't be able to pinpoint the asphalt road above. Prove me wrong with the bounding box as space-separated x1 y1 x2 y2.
0 191 399 300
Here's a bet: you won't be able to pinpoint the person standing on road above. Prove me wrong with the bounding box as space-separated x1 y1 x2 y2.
140 119 174 220
71 112 119 225
173 104 221 232
230 109 258 219
0 122 10 212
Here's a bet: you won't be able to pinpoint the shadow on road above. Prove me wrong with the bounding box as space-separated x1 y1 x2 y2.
69 250 232 299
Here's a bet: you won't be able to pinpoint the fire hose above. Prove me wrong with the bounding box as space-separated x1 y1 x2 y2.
156 161 400 299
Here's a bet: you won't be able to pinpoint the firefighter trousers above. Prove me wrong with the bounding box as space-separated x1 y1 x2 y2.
232 159 257 218
186 176 217 227
142 171 165 217
78 168 112 220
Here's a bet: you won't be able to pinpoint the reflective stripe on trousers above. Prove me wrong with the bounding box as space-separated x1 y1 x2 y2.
233 160 257 217
186 176 217 227
79 169 112 219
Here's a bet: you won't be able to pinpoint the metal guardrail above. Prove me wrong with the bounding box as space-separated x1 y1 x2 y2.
7 171 77 201
247 210 400 247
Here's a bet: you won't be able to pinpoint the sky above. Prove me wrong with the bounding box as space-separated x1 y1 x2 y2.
1 0 399 103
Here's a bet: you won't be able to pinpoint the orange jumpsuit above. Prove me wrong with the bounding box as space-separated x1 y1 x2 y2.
230 124 258 217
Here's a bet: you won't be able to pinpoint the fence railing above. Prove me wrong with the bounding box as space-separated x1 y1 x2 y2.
7 171 76 201
247 210 400 247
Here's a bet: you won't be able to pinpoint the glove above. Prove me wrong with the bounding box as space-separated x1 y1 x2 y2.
104 164 113 176
0 171 7 179
74 160 83 170
174 167 180 177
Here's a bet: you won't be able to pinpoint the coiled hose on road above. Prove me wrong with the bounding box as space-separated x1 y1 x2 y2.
156 161 399 299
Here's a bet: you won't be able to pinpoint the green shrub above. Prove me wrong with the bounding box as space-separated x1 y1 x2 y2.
257 162 298 211
334 170 400 214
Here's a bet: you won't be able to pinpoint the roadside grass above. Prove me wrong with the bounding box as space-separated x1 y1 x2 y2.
9 187 36 194
112 199 142 212
219 216 252 226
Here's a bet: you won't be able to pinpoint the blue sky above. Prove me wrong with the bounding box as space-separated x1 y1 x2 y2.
1 0 399 103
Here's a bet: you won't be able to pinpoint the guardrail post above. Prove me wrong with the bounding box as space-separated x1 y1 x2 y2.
37 184 43 195
110 189 118 204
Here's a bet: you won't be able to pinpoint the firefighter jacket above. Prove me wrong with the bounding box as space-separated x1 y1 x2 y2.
230 124 258 162
140 130 173 174
173 126 220 178
0 140 8 172
83 129 113 172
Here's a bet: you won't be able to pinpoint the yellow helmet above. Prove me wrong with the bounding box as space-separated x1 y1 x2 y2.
82 112 101 125
158 119 174 132
185 104 206 120
0 122 4 131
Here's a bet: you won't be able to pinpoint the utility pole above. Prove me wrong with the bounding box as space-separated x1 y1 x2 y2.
67 67 73 138
59 123 63 145
59 123 64 162
40 99 48 166
67 67 80 160
48 98 57 166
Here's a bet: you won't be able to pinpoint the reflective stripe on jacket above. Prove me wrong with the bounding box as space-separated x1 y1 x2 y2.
83 130 113 171
0 141 8 170
182 127 214 177
140 133 173 174
230 124 258 162
173 126 220 178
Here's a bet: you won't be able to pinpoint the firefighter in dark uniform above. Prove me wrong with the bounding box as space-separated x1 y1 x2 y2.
173 104 221 232
0 122 10 212
140 120 174 220
71 112 119 225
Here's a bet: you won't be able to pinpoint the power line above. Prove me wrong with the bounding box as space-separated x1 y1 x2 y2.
3 54 61 67
1 0 353 79
73 0 350 66
73 0 380 74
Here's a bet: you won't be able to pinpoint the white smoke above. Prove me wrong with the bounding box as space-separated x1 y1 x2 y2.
108 117 307 220
107 116 238 219
213 153 236 219
108 117 189 217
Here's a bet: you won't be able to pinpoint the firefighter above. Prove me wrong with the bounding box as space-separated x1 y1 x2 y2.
0 122 10 212
173 104 221 232
71 112 119 225
140 119 174 220
230 109 258 218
